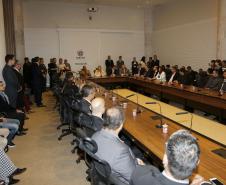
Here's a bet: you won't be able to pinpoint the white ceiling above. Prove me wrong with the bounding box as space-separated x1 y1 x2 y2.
23 0 173 7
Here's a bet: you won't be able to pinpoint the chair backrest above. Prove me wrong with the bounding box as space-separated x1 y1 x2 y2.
79 138 111 185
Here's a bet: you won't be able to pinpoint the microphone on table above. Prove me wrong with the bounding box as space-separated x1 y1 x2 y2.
126 93 142 114
175 111 193 133
146 102 163 128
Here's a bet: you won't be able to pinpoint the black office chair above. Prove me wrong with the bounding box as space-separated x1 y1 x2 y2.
58 96 78 140
79 138 127 185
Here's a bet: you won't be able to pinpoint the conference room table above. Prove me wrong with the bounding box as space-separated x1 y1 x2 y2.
90 76 226 121
89 79 226 184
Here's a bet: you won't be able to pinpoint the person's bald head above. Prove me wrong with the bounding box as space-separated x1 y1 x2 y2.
103 107 125 131
91 97 105 115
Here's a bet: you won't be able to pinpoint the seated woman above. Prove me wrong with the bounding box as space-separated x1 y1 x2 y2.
153 66 166 82
94 66 106 77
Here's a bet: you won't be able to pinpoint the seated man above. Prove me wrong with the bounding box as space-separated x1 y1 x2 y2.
79 85 95 114
205 70 223 90
0 81 27 135
79 97 105 136
92 107 144 184
168 66 179 83
90 97 105 131
131 130 202 185
0 117 19 147
219 70 226 93
119 64 130 76
0 128 9 149
0 148 26 184
61 72 79 98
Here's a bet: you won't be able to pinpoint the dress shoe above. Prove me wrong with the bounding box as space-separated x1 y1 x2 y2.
22 128 28 132
8 177 20 185
16 132 26 136
37 104 46 107
8 142 15 148
11 168 27 176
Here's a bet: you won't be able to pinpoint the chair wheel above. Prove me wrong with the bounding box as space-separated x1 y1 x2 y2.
58 137 62 141
76 159 80 164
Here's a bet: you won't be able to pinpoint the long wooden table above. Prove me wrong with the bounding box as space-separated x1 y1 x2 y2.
89 80 226 184
90 76 226 121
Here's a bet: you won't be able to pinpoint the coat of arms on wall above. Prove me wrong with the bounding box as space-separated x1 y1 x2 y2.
76 49 85 59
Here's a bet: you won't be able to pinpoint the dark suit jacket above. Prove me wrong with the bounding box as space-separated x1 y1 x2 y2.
105 60 114 76
92 129 137 184
79 114 103 134
205 77 224 90
79 98 91 114
131 61 139 75
131 165 189 185
31 62 42 86
221 80 226 92
13 69 24 108
153 59 160 67
168 72 179 82
0 93 16 113
23 62 32 87
2 65 19 108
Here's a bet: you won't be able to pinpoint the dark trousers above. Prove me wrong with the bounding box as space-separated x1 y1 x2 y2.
33 85 42 106
6 112 25 132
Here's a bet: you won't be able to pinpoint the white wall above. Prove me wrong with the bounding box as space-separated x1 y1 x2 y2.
24 28 144 72
152 0 218 70
23 0 145 72
0 0 6 80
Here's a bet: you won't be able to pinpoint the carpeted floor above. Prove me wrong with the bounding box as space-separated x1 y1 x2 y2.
7 92 89 185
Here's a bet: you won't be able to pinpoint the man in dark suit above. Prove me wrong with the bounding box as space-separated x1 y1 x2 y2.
23 57 32 89
220 70 226 92
90 97 105 131
105 56 114 76
79 85 95 114
168 66 179 83
61 72 79 98
2 55 19 108
0 81 27 135
116 56 124 69
48 58 58 88
153 54 160 67
31 57 45 107
92 107 144 184
79 97 105 137
205 70 223 90
13 62 24 110
165 65 172 81
131 130 202 185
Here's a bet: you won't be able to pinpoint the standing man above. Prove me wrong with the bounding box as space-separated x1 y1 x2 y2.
13 61 24 110
105 55 114 76
153 55 160 67
48 58 58 88
31 57 45 107
64 59 71 71
2 55 19 108
39 58 47 92
23 57 32 89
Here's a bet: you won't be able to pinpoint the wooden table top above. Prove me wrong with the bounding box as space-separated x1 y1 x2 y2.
90 81 226 184
90 76 226 102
